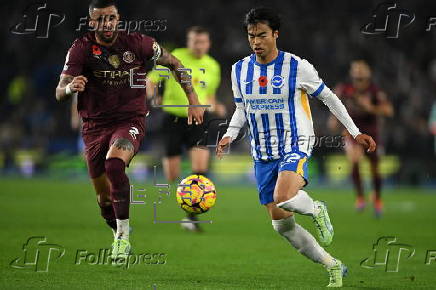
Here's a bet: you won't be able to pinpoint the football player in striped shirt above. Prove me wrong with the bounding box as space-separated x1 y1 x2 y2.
217 8 376 288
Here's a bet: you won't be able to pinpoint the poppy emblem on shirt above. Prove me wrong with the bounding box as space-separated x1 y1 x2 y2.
271 75 284 88
258 76 268 87
92 45 102 56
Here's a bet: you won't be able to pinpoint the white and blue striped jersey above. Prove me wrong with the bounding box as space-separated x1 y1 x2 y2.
226 51 355 161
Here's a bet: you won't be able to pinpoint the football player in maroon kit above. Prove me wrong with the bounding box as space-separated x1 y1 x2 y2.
329 60 393 217
55 0 204 260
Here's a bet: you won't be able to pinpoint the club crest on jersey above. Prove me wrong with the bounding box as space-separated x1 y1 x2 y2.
123 51 135 63
108 55 120 69
129 127 139 140
258 76 268 87
271 75 284 88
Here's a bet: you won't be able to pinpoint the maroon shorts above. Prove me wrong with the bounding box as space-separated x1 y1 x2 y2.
82 116 146 178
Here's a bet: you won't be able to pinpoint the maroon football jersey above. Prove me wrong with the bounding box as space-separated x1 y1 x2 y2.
336 83 380 137
61 31 157 127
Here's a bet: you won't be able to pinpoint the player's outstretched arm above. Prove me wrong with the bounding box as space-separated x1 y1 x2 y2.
156 47 204 125
55 74 87 102
318 90 376 152
298 59 376 153
216 63 248 159
217 104 247 159
216 136 231 159
355 133 376 152
70 94 80 130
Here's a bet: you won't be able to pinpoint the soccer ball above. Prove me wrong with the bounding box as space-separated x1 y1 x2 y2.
176 174 216 214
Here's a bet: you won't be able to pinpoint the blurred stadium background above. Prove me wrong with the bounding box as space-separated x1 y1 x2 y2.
1 0 435 185
1 0 436 288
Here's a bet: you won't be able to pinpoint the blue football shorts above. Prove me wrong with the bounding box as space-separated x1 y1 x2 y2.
253 151 309 205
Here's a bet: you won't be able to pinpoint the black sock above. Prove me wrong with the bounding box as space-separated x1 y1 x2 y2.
187 212 198 220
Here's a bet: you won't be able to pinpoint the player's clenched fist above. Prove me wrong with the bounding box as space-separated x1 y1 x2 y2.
216 136 231 159
67 76 88 93
355 133 376 152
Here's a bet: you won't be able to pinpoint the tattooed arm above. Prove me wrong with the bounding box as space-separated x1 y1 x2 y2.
156 47 204 124
55 74 88 102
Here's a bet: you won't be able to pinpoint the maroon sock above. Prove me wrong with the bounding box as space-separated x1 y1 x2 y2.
351 163 364 197
105 158 130 220
369 156 382 200
373 175 382 200
99 204 116 231
105 219 117 231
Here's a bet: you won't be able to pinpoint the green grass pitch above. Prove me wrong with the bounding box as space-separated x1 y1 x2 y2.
1 178 435 289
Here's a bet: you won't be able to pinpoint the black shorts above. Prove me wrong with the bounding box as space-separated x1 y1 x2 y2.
162 111 225 157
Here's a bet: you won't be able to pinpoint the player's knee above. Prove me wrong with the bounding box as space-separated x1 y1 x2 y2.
96 188 110 201
111 138 134 152
98 199 112 208
273 194 285 203
272 216 295 235
274 189 298 203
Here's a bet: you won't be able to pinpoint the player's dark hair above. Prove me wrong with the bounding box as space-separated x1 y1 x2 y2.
89 0 117 15
187 26 209 35
244 7 280 32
